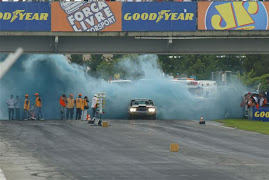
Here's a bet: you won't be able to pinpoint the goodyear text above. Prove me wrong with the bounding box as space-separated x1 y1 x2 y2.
254 111 269 118
124 11 194 22
0 10 48 22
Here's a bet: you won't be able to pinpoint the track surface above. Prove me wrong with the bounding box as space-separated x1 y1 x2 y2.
0 120 269 180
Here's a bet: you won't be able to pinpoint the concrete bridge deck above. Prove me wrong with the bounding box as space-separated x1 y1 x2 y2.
0 31 269 54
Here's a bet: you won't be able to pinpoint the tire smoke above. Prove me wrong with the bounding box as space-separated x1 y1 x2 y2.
0 54 244 120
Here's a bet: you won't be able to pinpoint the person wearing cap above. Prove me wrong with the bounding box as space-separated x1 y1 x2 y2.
81 96 89 120
35 93 44 120
91 94 99 119
23 94 30 120
59 94 67 120
75 94 83 120
66 94 75 120
6 95 16 120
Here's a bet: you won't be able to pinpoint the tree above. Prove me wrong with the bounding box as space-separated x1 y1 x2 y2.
70 54 84 65
88 54 104 77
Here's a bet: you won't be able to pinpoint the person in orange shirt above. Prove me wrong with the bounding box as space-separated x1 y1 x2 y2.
35 93 44 120
23 94 30 120
66 94 75 120
59 94 67 120
75 94 83 120
248 95 256 108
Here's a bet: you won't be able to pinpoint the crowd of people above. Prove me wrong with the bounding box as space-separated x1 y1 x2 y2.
6 93 43 120
5 93 99 121
59 93 99 120
241 92 268 116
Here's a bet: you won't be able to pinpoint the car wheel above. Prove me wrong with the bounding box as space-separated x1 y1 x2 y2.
128 115 133 120
151 115 156 120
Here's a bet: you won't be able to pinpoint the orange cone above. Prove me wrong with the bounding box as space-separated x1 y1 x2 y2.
86 114 91 121
199 116 205 124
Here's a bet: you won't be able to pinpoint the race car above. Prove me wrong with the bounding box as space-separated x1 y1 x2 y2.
128 99 156 120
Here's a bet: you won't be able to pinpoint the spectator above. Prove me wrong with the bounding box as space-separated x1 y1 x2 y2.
6 95 16 120
59 94 67 120
241 93 249 117
23 94 30 120
260 93 268 107
81 96 89 120
75 94 83 120
91 94 99 119
66 94 75 120
247 95 255 108
35 93 44 120
252 93 259 104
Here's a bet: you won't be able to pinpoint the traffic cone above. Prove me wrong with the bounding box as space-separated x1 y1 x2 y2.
86 114 91 121
87 114 95 124
199 116 205 124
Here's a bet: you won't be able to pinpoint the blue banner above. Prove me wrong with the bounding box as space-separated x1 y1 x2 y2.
122 2 196 31
252 107 269 122
0 2 50 31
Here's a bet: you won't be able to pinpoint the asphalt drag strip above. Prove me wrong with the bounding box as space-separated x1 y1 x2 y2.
0 120 269 180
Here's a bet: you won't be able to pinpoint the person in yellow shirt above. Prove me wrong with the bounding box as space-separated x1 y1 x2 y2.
75 94 83 120
23 94 30 120
35 93 44 120
66 94 75 120
81 96 89 120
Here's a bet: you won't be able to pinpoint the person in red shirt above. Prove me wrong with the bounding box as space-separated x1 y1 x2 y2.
59 94 67 120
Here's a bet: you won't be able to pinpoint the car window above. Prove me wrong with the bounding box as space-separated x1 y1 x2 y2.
131 100 154 106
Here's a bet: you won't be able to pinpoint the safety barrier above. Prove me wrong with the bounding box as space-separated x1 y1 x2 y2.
0 1 268 32
248 107 269 122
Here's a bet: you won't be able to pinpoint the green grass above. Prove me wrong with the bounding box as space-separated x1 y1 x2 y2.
216 119 269 135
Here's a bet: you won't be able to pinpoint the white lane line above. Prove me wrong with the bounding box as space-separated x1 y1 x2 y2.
0 168 7 180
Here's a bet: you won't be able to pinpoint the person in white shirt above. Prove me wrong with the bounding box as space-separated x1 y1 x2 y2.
253 94 259 104
6 95 16 120
91 94 99 119
259 93 265 107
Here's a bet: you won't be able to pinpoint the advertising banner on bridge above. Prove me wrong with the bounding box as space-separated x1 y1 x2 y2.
198 1 269 30
122 2 197 31
0 2 50 31
51 2 122 32
249 107 269 122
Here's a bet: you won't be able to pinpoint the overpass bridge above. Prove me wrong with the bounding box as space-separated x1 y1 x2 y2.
0 31 269 54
